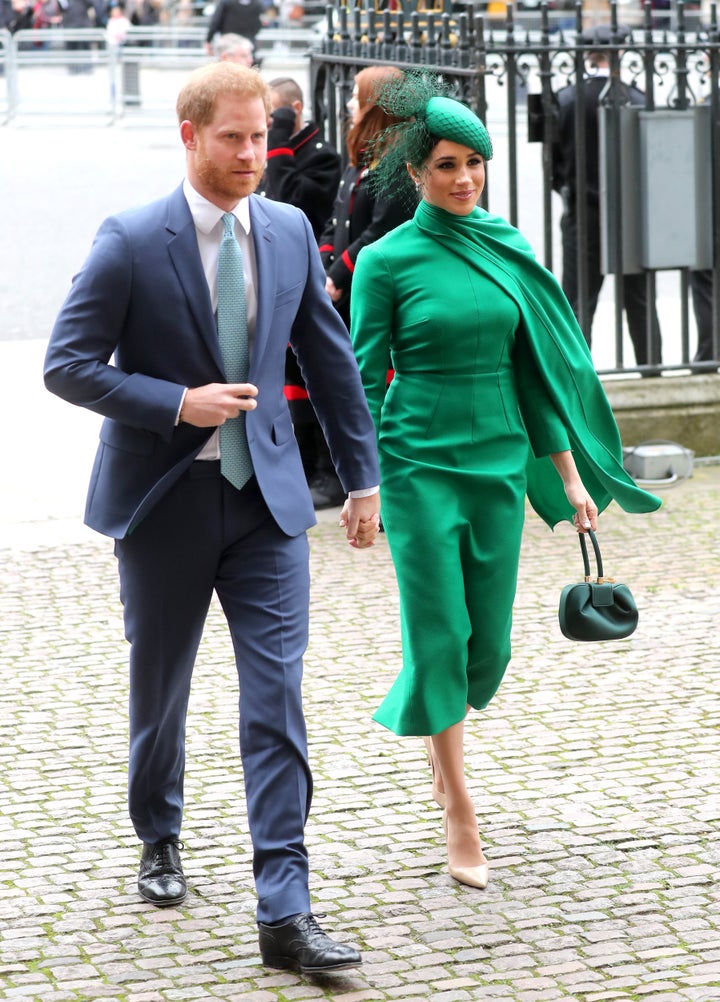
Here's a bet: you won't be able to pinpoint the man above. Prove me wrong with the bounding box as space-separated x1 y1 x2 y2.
258 76 345 509
259 77 340 240
214 31 255 65
552 24 663 370
204 0 264 56
44 62 380 973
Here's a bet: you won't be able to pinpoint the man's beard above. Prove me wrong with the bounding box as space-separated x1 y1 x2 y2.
195 153 263 202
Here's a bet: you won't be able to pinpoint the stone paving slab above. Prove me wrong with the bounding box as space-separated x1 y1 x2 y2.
1 462 719 1001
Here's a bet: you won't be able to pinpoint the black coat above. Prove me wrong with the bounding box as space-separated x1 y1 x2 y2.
205 0 264 43
552 74 646 204
318 163 413 328
258 108 341 240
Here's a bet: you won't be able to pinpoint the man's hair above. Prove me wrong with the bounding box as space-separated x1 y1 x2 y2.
268 77 304 108
176 62 271 127
215 32 254 60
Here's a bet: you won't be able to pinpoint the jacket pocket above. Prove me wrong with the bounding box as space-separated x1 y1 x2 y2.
271 408 294 446
274 281 303 308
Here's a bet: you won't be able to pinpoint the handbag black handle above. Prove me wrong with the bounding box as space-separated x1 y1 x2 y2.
578 527 605 583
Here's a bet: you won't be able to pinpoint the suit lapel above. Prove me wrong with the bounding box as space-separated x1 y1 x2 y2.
248 195 276 375
165 187 225 374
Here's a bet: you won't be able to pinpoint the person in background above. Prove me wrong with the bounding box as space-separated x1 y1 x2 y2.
58 0 104 72
257 76 343 507
350 72 660 892
552 24 662 371
690 269 716 367
214 30 255 65
319 65 412 331
315 65 414 508
106 0 130 45
5 0 34 33
44 61 380 973
204 0 265 57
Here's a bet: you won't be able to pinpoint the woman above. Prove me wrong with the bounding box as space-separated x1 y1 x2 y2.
349 75 661 890
318 65 414 328
295 65 412 507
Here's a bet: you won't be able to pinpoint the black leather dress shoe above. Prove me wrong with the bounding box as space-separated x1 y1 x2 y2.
137 838 186 907
258 912 362 973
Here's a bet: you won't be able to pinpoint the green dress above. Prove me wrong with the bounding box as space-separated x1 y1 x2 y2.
350 201 660 737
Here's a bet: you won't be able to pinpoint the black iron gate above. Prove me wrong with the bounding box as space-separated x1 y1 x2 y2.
309 0 719 375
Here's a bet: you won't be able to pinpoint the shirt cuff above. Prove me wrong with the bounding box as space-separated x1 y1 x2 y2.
175 387 188 426
348 485 380 499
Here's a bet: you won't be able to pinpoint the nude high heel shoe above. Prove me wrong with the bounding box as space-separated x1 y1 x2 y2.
443 810 489 889
422 736 446 809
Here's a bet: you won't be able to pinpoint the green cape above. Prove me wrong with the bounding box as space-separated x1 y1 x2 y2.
414 200 661 526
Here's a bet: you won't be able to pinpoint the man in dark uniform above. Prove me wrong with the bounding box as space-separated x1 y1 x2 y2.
552 24 662 369
259 77 345 508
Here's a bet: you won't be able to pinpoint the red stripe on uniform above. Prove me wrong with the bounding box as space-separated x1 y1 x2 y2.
266 148 294 158
341 249 354 273
293 127 320 151
284 386 310 400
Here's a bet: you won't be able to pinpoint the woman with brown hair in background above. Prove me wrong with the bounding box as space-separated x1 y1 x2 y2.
310 66 414 508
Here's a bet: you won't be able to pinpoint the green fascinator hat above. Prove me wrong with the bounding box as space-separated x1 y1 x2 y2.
422 95 493 159
367 72 493 205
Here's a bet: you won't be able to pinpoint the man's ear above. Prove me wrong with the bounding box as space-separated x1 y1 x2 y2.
180 119 197 151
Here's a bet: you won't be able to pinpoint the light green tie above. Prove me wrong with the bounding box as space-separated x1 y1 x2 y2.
217 212 253 491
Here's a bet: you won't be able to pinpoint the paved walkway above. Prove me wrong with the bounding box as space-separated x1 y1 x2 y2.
1 334 719 1001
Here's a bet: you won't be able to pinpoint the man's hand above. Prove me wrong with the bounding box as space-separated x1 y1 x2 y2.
325 277 343 303
339 494 381 549
180 383 258 428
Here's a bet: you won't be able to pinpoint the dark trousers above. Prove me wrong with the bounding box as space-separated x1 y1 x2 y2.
561 203 662 367
690 269 715 362
114 464 312 924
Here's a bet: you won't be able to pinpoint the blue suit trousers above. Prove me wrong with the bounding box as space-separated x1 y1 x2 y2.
114 461 312 924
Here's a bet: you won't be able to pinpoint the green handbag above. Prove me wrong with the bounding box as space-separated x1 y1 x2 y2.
558 528 638 642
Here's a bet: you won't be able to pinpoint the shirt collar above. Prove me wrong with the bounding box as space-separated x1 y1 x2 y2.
183 178 252 235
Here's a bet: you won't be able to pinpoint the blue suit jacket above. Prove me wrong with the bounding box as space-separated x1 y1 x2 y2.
44 185 380 539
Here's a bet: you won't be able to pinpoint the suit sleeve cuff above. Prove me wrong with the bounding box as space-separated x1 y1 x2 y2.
348 485 379 498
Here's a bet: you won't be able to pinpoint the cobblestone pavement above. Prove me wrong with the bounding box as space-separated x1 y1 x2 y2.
1 442 719 1000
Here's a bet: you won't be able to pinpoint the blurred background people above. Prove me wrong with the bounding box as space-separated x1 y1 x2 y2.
212 30 255 64
106 0 130 45
214 30 254 64
58 0 104 73
204 0 265 57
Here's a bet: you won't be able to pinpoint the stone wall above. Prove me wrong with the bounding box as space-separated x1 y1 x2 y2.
604 374 720 458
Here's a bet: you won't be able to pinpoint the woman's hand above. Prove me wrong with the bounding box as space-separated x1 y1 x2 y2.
550 451 598 533
564 481 598 533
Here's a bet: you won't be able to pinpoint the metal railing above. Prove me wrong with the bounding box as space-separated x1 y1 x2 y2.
0 23 321 124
